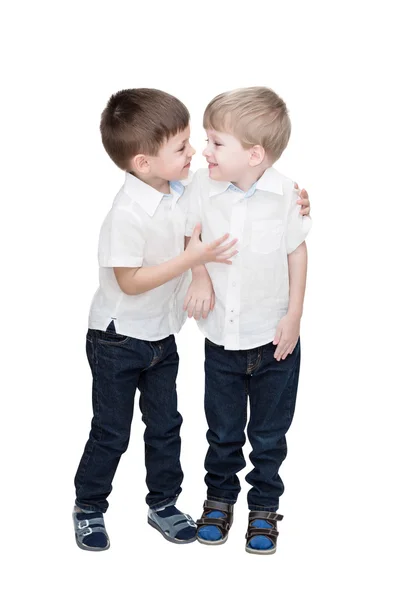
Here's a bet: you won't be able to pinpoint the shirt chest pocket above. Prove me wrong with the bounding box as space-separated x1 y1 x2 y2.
250 219 284 254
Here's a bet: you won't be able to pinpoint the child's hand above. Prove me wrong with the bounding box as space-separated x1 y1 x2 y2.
273 313 301 361
294 182 311 216
183 270 215 320
185 223 238 267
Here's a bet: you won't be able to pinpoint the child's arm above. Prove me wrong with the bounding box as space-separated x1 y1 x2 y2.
273 182 312 360
273 242 307 360
183 236 215 319
114 224 237 296
181 170 218 319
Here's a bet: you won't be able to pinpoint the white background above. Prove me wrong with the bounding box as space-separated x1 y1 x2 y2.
1 1 403 598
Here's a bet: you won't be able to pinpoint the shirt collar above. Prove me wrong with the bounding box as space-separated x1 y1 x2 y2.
255 167 284 195
124 172 185 217
208 167 284 198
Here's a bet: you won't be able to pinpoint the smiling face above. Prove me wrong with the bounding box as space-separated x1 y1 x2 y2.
203 129 252 182
149 125 195 181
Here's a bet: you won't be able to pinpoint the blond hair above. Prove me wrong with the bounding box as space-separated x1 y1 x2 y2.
203 86 291 162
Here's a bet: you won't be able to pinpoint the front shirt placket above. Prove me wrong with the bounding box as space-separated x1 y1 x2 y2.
223 189 246 350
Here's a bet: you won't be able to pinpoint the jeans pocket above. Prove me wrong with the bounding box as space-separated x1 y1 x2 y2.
98 329 130 346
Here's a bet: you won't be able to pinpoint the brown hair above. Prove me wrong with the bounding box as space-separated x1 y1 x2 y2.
100 88 190 170
203 86 291 162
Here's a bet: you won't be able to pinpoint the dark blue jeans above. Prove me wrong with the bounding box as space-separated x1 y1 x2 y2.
74 322 183 512
204 337 301 511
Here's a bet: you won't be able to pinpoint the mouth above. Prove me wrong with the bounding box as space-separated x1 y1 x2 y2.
183 162 191 169
207 162 218 169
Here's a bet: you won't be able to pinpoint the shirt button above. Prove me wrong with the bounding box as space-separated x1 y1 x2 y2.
230 319 234 323
232 282 236 287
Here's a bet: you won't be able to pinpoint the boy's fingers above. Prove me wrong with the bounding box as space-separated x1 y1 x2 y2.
209 233 230 248
216 250 238 262
274 332 286 359
202 299 210 319
194 299 202 320
187 298 196 318
282 344 293 360
212 239 238 256
215 238 238 253
192 223 202 238
183 295 191 310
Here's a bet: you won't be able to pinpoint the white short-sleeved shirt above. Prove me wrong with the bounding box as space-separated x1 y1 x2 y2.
184 168 312 351
88 172 191 341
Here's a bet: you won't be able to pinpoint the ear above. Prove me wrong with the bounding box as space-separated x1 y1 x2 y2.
249 145 266 167
130 154 151 174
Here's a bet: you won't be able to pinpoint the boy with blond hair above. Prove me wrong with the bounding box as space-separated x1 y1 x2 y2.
183 86 312 554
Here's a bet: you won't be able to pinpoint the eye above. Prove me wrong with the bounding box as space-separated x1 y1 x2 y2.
205 138 222 147
177 146 185 152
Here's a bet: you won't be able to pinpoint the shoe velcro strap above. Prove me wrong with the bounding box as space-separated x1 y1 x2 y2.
203 499 234 513
246 528 279 544
77 517 105 530
249 511 283 522
246 527 279 538
196 517 230 531
80 526 109 538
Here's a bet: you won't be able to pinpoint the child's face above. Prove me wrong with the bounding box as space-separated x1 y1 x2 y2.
203 129 251 182
150 125 195 181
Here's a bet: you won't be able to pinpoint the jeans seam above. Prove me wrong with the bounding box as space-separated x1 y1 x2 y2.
76 336 103 498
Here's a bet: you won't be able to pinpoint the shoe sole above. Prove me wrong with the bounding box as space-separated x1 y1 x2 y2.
196 533 228 545
75 533 110 552
245 544 277 555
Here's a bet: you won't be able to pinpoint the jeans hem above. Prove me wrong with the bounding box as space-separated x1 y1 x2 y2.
75 501 107 514
148 495 179 510
248 504 279 512
207 494 237 505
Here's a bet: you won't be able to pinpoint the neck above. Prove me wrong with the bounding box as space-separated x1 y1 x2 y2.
130 171 170 194
231 164 270 192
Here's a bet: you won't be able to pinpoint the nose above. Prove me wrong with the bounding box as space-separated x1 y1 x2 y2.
190 145 196 156
202 146 210 158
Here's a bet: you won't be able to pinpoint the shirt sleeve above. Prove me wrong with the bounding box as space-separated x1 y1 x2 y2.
98 207 145 267
184 170 202 237
286 187 312 254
